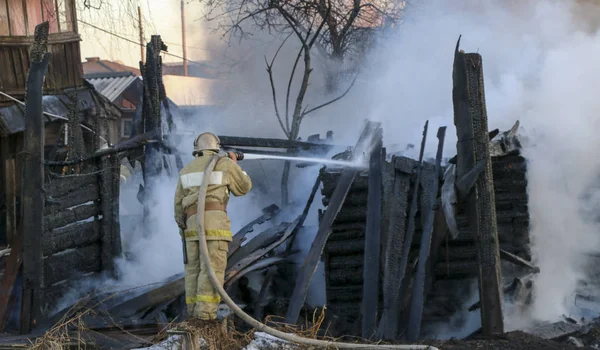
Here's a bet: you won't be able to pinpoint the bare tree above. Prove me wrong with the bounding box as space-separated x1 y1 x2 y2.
202 0 403 90
198 0 401 204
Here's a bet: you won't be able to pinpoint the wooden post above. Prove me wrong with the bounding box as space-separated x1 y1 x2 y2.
452 36 504 335
377 156 413 340
181 0 188 76
21 22 51 334
0 136 7 245
406 126 446 341
138 6 144 64
362 126 383 338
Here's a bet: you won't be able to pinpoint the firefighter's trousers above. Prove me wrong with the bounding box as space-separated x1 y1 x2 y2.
184 239 229 320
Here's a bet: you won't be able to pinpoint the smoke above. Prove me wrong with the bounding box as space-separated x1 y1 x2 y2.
342 0 600 329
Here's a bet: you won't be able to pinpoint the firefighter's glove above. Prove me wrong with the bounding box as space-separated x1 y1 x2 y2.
227 151 238 163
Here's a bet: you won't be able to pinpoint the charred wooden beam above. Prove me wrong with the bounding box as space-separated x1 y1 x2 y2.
107 278 184 318
227 222 289 268
43 244 102 286
407 126 446 342
285 121 378 325
42 220 101 256
225 217 300 288
362 125 383 339
378 156 413 339
218 135 335 152
98 154 121 276
21 22 51 334
44 203 101 231
379 121 428 339
254 267 278 321
452 36 504 335
500 249 540 273
229 204 280 258
0 224 23 333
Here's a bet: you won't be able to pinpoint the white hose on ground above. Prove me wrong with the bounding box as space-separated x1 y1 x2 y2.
195 154 439 350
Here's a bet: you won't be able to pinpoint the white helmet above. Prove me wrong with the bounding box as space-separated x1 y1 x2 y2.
194 132 220 153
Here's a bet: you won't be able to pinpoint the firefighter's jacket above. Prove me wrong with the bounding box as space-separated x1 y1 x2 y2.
174 150 252 241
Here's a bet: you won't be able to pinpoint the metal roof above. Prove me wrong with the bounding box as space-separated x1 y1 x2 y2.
86 74 139 102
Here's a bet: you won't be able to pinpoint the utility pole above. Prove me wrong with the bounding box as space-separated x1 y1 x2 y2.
181 0 188 76
138 6 144 64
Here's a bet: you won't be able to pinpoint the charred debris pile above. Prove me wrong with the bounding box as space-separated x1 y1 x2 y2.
2 28 600 349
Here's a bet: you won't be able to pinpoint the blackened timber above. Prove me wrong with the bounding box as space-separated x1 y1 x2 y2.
45 184 99 214
219 135 334 152
109 154 122 261
21 22 51 334
108 278 184 318
254 267 278 321
453 37 504 335
227 222 289 268
362 126 383 339
45 203 101 231
225 217 301 286
378 156 413 338
42 220 101 256
407 126 447 342
44 244 102 285
46 173 97 197
379 121 428 339
285 121 378 325
229 204 280 258
500 249 539 273
225 256 287 288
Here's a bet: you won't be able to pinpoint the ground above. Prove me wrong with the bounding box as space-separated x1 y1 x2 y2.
420 331 595 350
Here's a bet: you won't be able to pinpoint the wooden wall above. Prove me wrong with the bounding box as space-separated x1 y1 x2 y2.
40 154 122 315
0 32 83 103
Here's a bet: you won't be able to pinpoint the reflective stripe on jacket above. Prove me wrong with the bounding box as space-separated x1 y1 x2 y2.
173 150 252 241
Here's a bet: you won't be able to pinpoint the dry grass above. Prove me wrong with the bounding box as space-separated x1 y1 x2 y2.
171 319 247 350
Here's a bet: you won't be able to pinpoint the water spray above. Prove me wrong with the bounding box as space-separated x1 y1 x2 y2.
240 152 369 169
195 153 438 350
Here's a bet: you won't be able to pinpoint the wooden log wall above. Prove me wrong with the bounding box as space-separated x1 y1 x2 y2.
321 151 531 338
0 32 82 103
41 154 122 316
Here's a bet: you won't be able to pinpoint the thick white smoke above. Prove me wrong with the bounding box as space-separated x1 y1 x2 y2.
351 0 600 328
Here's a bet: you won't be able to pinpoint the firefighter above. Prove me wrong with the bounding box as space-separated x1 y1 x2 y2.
173 132 252 321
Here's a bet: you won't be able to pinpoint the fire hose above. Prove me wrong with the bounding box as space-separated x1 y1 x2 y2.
196 153 439 350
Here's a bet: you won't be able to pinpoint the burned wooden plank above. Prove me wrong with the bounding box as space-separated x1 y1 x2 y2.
225 256 287 289
229 204 280 258
286 171 322 253
407 126 446 342
362 125 383 339
500 249 540 273
377 157 412 340
225 216 300 286
227 222 289 268
285 121 377 325
45 184 99 214
21 22 51 334
45 203 101 231
453 37 504 335
43 244 102 286
98 154 118 275
378 121 428 340
109 153 122 263
107 278 184 318
42 220 101 256
45 173 98 198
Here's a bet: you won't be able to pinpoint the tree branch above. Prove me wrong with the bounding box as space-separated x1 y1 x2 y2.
286 45 304 130
265 32 294 137
303 72 358 116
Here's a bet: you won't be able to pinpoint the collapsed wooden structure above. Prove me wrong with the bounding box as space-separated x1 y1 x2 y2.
0 28 543 349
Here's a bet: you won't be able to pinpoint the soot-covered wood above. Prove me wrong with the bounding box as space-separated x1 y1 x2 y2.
21 22 51 334
452 37 504 335
43 244 102 286
42 220 101 256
